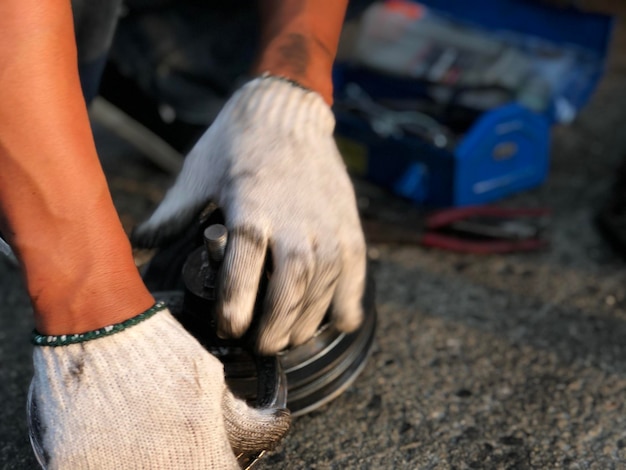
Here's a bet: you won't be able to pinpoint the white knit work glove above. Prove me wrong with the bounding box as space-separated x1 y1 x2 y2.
133 76 367 354
28 304 290 470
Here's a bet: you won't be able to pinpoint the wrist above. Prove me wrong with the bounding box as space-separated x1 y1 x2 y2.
31 264 155 336
254 36 333 106
33 284 155 338
253 32 335 105
32 301 166 346
231 76 335 136
254 1 348 105
21 220 155 335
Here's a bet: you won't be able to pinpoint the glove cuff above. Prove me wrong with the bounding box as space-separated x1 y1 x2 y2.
229 74 336 136
31 301 167 347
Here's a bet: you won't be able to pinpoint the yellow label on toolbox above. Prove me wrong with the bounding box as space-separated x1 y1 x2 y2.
335 136 368 176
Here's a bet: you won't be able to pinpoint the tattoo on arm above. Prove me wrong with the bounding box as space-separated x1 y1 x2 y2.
276 33 310 79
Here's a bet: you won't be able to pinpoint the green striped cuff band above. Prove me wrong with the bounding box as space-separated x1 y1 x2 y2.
31 301 167 347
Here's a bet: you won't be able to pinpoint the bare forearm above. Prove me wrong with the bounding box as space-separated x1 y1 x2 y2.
0 0 152 334
254 0 349 104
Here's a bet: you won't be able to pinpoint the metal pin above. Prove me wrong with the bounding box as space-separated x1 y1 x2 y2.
204 224 228 268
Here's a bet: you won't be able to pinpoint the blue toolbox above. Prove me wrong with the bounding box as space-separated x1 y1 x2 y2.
333 0 614 207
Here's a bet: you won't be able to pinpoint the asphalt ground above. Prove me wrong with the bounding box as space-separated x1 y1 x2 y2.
3 11 626 470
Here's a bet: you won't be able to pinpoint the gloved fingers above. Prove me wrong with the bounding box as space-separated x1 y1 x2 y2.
330 238 367 333
222 388 291 454
288 259 340 347
255 240 312 354
288 288 335 347
217 225 268 338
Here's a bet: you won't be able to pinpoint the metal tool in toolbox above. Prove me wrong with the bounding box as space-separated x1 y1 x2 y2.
140 205 377 468
356 180 550 253
364 205 550 254
333 0 613 208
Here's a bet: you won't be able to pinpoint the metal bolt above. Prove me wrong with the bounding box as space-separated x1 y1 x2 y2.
204 224 228 268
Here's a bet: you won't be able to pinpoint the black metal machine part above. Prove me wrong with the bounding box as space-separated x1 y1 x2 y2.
152 277 377 418
141 207 377 468
142 207 377 409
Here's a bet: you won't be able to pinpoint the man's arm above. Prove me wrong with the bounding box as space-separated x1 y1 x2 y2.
134 0 366 354
254 0 349 104
0 0 154 334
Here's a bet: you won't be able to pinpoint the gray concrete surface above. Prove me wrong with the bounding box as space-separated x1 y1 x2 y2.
3 14 626 470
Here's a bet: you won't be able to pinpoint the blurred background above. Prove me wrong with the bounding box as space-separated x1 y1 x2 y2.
3 1 626 468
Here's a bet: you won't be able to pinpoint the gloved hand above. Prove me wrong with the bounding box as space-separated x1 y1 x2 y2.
29 304 290 469
133 76 367 354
